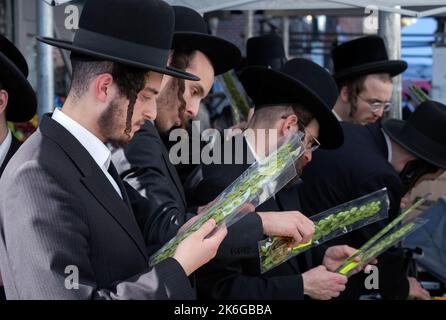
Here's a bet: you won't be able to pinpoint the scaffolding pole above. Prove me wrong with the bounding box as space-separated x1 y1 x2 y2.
379 7 402 120
244 10 254 54
282 16 290 59
37 0 54 120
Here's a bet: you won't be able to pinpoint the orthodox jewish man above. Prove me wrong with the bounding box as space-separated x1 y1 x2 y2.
0 34 37 299
0 0 227 300
299 100 446 299
193 59 368 300
331 36 407 125
112 7 315 258
112 6 239 252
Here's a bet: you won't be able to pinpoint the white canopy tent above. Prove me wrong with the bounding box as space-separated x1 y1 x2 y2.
165 0 446 16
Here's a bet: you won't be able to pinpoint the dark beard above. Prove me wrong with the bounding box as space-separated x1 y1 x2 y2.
98 98 130 148
155 77 188 131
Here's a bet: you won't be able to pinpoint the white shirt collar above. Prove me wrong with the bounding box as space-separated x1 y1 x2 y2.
52 108 112 171
381 129 393 163
0 130 12 168
332 109 343 122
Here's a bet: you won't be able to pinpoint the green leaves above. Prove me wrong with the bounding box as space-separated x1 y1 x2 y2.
149 134 305 267
259 189 390 273
335 195 430 277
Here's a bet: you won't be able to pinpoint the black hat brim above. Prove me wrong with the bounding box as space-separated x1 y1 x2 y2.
334 60 408 83
241 67 344 149
0 52 36 122
173 32 241 75
383 118 446 170
37 37 200 81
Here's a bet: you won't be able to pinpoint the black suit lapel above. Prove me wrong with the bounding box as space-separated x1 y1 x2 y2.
150 123 187 208
40 114 148 263
0 135 21 177
162 148 187 207
81 171 148 263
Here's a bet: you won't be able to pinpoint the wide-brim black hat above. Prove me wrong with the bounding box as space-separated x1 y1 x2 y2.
37 0 198 81
240 58 343 149
172 6 241 75
333 35 407 84
0 35 36 122
383 100 446 170
246 33 287 70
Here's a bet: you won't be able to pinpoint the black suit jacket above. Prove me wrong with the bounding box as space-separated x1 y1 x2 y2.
112 122 194 253
194 136 305 300
0 115 195 299
298 122 409 300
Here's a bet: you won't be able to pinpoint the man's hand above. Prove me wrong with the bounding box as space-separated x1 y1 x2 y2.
400 194 411 209
323 245 378 274
408 277 431 300
174 219 227 276
302 266 348 300
179 203 256 235
257 211 315 245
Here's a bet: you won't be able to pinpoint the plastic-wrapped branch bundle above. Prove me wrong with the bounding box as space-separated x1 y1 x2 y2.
336 195 430 277
259 188 390 274
149 133 305 267
337 219 427 277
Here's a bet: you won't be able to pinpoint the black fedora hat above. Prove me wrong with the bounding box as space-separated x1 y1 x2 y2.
0 35 36 122
240 58 343 149
37 0 198 80
172 6 241 75
383 100 446 170
246 33 286 70
332 35 407 83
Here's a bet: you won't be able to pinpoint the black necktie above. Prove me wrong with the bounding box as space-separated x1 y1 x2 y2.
107 162 131 208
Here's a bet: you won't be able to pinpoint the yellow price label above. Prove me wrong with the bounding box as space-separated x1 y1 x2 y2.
338 261 360 275
291 239 313 251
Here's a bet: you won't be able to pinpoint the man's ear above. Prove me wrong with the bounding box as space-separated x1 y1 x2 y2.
281 114 298 136
0 90 9 114
94 73 114 103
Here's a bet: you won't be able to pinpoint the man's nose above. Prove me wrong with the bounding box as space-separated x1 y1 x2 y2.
373 107 385 118
185 101 200 119
144 99 157 121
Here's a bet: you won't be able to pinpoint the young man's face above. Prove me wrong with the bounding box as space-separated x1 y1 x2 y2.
100 71 163 146
348 75 393 125
155 51 214 134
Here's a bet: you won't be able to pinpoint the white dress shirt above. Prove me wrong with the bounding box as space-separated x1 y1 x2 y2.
52 108 123 198
381 129 393 163
0 130 12 169
332 109 342 122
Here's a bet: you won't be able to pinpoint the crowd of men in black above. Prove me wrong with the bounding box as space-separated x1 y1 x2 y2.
0 0 444 300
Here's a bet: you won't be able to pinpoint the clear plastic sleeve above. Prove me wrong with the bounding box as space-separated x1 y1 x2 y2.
258 188 390 274
149 133 305 267
336 218 427 277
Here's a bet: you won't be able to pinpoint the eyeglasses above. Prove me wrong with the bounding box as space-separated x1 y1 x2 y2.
299 124 320 152
281 114 320 152
357 95 392 112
